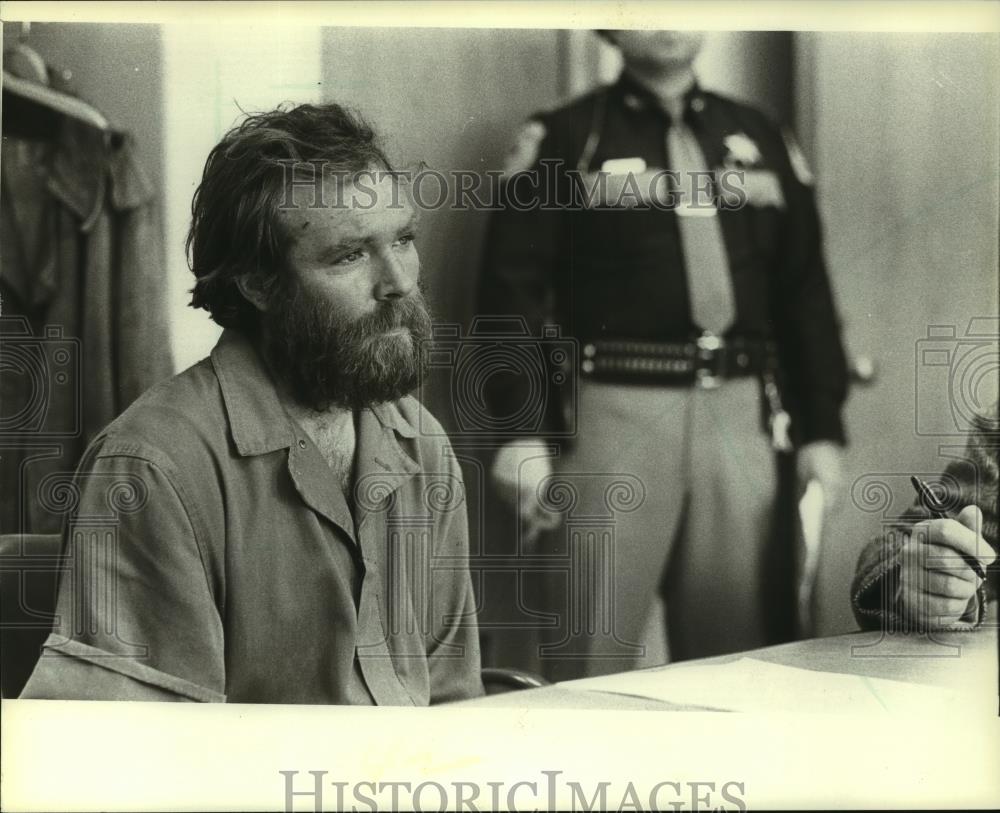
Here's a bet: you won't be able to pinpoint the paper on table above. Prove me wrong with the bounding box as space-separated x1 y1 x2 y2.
561 657 973 715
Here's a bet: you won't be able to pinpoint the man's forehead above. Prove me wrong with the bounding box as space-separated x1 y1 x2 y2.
281 168 413 212
279 170 415 234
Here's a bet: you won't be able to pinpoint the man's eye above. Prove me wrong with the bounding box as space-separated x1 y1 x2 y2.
396 233 416 248
335 250 364 265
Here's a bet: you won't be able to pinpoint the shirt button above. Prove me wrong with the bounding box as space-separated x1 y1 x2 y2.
298 439 307 449
691 97 705 113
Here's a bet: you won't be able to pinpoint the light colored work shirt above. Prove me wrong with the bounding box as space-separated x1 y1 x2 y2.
22 329 484 704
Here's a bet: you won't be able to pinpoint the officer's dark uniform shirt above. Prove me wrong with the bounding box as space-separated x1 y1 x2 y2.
479 73 849 446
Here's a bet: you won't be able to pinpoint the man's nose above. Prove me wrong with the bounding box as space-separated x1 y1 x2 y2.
374 250 417 300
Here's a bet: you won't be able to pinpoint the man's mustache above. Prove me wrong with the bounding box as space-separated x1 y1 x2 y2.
350 294 427 338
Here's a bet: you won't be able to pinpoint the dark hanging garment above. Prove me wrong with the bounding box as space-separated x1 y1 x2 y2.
1 85 174 534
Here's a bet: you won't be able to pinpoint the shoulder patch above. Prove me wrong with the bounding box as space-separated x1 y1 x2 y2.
501 120 547 177
781 128 815 186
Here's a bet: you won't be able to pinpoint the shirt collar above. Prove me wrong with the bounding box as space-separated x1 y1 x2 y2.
210 328 419 457
370 401 418 438
614 70 707 123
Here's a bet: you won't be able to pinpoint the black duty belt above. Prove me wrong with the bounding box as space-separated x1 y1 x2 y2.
579 334 779 390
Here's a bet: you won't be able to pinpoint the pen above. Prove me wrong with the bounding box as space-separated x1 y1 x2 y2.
909 475 988 581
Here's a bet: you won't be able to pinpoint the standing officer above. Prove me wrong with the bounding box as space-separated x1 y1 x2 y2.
478 31 850 679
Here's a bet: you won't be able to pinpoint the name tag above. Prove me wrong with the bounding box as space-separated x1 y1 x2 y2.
600 157 647 175
575 168 671 209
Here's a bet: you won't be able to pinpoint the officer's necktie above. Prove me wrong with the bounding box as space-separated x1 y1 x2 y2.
665 106 736 335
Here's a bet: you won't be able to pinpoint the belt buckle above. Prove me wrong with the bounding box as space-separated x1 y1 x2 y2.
695 331 724 389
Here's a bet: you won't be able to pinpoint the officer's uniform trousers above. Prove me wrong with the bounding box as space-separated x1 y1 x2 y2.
540 377 777 682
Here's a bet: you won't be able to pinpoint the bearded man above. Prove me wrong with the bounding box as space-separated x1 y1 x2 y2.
21 103 484 704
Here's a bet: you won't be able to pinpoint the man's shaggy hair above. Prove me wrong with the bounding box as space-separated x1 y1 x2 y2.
187 103 391 330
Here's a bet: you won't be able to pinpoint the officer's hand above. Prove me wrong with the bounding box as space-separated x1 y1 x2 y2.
490 440 562 547
797 441 844 509
898 505 995 628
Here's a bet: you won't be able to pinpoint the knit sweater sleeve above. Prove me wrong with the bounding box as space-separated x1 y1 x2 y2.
851 407 999 631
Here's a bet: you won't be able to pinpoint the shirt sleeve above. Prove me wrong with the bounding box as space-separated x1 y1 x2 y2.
771 128 851 447
20 449 226 701
425 446 485 703
477 116 571 443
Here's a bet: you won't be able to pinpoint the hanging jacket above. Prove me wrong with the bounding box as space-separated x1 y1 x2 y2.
1 105 174 534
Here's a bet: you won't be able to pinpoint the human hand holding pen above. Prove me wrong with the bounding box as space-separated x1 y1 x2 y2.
898 482 996 627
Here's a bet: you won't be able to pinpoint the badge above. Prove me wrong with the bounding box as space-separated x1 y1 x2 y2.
723 132 762 167
782 129 815 186
501 120 546 177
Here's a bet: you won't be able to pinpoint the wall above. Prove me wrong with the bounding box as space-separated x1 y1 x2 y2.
798 32 1000 634
318 27 564 373
161 24 322 372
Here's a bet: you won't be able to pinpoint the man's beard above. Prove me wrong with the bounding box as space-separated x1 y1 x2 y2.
261 278 433 412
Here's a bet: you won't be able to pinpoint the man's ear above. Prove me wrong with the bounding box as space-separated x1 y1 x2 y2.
235 273 273 313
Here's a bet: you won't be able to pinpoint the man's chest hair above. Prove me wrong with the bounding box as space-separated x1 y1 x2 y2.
315 424 356 489
294 410 358 494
